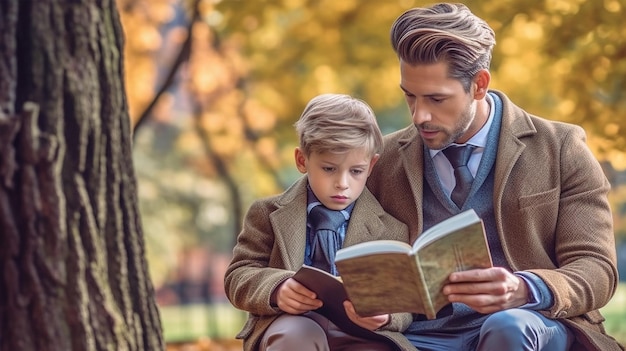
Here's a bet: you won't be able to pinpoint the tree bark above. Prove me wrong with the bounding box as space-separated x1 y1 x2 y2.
0 1 165 350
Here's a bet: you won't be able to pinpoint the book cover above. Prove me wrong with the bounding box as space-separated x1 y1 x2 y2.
291 265 393 342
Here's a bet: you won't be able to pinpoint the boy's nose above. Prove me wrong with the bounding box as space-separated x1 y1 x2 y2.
336 174 349 189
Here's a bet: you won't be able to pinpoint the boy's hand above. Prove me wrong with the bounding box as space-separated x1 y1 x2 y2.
343 301 390 331
274 278 323 314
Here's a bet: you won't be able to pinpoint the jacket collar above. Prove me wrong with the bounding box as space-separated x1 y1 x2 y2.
269 176 387 269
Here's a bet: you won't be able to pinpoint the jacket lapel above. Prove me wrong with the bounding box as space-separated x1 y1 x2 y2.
397 127 426 235
491 91 536 210
342 189 386 247
270 177 309 270
270 178 391 266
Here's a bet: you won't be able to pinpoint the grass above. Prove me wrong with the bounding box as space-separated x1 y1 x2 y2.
159 302 247 343
160 284 626 345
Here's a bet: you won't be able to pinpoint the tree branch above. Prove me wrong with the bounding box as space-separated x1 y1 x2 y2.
131 0 201 140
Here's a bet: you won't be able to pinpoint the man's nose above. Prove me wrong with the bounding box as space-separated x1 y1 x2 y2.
411 102 431 124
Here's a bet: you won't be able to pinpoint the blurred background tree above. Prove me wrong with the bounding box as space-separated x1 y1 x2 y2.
116 0 626 342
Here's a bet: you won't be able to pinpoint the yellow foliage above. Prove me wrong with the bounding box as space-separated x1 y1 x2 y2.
605 123 620 137
312 65 341 95
200 112 226 133
120 0 626 211
243 100 276 132
553 59 572 75
556 100 576 116
546 0 585 14
119 0 175 123
604 0 622 13
211 135 240 156
607 152 626 171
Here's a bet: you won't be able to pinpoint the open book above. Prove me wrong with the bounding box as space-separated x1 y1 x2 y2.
334 208 492 320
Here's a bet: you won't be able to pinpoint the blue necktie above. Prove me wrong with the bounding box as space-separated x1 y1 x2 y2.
443 145 476 208
309 205 346 274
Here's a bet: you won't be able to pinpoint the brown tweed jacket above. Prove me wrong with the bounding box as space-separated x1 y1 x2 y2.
224 176 417 351
367 90 623 351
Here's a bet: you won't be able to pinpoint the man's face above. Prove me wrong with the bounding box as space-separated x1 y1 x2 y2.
400 61 484 150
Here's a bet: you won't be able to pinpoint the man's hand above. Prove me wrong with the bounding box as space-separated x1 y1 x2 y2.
273 278 323 315
343 301 390 331
443 267 529 314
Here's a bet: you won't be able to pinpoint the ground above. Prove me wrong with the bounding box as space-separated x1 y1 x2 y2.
167 339 242 351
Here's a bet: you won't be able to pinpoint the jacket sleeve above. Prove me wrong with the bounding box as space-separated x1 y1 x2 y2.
224 199 293 316
380 312 413 332
523 125 618 319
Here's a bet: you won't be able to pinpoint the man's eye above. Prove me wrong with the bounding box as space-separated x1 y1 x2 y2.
430 97 444 103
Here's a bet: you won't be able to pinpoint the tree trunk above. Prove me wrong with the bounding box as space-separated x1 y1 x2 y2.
0 1 165 350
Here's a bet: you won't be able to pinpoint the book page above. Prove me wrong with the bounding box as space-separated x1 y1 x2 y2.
336 253 426 317
335 240 412 262
416 220 493 315
412 209 481 252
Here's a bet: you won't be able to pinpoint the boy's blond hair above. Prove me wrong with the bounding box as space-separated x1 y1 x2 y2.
294 93 383 157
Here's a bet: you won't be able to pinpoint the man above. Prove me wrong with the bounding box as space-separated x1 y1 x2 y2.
367 3 623 351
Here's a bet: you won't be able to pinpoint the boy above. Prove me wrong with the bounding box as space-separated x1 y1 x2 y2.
224 94 415 351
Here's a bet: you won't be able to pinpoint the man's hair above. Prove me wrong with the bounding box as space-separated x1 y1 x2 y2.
294 93 383 157
390 3 496 91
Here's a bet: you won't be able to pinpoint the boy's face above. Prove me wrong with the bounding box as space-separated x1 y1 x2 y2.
295 146 379 211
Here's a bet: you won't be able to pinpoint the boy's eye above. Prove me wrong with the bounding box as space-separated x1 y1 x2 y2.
351 169 364 175
322 167 335 172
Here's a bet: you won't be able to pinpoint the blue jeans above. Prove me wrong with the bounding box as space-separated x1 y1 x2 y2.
406 309 574 351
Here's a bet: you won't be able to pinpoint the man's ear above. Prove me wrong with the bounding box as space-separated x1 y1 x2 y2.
473 69 491 100
295 147 307 174
367 154 380 176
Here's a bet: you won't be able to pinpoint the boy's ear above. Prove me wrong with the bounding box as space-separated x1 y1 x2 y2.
294 147 307 174
367 154 380 176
